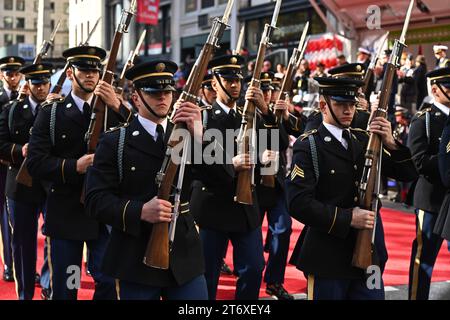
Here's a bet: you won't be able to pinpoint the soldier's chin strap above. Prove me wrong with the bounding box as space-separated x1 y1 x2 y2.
136 89 168 119
213 74 238 104
437 83 450 103
71 67 98 94
324 95 349 129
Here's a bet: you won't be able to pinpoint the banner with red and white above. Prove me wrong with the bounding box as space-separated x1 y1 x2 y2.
136 0 160 25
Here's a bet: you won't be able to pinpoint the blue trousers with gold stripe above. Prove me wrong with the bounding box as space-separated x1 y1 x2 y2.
307 275 385 300
47 224 115 300
0 165 12 271
115 275 208 300
200 227 265 300
260 195 292 285
408 209 443 300
7 198 40 300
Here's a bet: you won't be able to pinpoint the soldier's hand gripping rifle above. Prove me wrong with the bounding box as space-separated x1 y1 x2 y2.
51 17 101 95
85 0 137 156
15 19 61 187
361 31 389 98
143 0 235 270
275 21 309 124
235 0 282 204
352 0 414 270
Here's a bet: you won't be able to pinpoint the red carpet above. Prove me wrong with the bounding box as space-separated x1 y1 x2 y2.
1 207 449 300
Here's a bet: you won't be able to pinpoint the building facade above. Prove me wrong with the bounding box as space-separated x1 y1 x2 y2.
0 0 69 60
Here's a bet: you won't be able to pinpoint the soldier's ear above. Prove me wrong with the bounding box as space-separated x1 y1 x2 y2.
319 98 327 113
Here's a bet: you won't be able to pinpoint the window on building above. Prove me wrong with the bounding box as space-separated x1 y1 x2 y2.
34 0 39 12
218 0 228 4
16 34 25 43
50 2 55 12
34 18 38 29
4 0 13 10
17 0 25 11
186 0 197 13
63 2 70 14
4 34 13 46
202 0 214 8
16 18 26 29
4 17 13 29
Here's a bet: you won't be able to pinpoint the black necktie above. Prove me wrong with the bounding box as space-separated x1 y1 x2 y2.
34 104 41 118
10 90 18 100
156 124 165 150
342 129 353 153
83 102 91 123
228 109 240 129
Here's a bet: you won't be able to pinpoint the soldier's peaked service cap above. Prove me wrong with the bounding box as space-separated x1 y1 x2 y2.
20 63 53 84
427 67 450 88
328 63 365 80
314 76 363 103
126 60 178 93
63 46 106 71
0 56 25 72
208 55 244 80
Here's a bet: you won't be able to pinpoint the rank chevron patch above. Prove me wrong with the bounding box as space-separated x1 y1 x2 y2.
290 164 305 180
447 141 450 153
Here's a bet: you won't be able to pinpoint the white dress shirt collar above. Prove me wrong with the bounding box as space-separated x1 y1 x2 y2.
71 91 94 113
137 115 168 141
434 100 449 116
28 96 40 115
216 99 236 115
323 121 348 149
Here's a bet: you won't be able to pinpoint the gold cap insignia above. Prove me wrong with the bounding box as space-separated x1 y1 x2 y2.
290 164 305 181
9 57 15 63
88 48 96 55
230 57 238 65
156 63 166 72
37 64 43 71
263 73 269 79
356 65 362 72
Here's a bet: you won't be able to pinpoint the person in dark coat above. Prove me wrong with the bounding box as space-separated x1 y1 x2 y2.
407 67 450 300
85 60 207 300
286 76 417 300
0 56 25 282
26 46 131 300
413 55 428 110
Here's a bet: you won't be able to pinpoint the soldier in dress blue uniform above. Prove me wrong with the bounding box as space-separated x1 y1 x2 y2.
434 112 450 246
0 56 25 282
286 76 417 300
85 60 207 300
190 54 277 300
407 67 450 300
26 46 132 300
251 72 294 300
304 63 370 132
0 63 51 299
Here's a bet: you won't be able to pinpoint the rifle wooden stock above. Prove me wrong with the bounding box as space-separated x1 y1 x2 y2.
275 58 296 123
352 63 397 269
144 31 219 269
261 171 275 188
51 62 70 94
16 159 32 187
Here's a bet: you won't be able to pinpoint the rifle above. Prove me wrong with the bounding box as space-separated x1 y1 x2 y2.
361 31 389 98
235 0 282 204
85 0 137 155
116 29 146 96
15 19 61 187
275 21 309 124
143 0 235 269
51 17 101 95
352 0 414 269
232 25 245 55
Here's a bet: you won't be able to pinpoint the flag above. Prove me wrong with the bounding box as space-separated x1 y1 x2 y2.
137 0 160 25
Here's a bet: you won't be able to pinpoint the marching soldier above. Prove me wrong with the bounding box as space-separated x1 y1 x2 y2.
0 56 25 282
199 74 216 108
434 114 450 242
26 46 131 300
433 45 449 69
190 54 271 300
0 63 50 299
253 72 294 300
407 67 450 300
286 76 416 300
84 60 207 300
